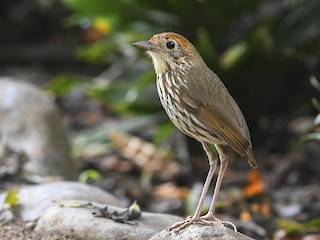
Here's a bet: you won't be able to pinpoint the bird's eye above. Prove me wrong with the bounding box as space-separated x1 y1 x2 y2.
166 41 175 49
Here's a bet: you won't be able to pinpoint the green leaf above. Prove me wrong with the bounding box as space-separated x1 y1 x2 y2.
62 0 119 17
154 121 175 147
301 132 320 142
310 76 320 92
75 40 116 64
88 77 161 115
4 189 19 207
219 42 248 69
277 217 320 235
78 169 102 183
46 74 84 96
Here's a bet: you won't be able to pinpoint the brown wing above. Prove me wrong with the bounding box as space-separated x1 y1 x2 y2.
180 66 257 167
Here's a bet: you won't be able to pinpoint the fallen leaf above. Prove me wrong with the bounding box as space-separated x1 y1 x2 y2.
243 170 263 197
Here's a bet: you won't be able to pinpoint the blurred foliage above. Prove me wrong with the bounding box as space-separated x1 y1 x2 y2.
46 73 84 96
71 112 167 158
88 71 161 114
55 0 320 156
60 0 320 60
277 217 320 236
301 76 320 141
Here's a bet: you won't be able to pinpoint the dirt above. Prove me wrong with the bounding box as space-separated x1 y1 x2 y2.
0 219 78 240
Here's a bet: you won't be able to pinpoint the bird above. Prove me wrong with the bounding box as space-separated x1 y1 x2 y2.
132 32 257 232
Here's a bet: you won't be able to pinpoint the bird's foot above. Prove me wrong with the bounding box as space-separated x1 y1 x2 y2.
168 213 238 233
200 213 237 232
168 215 208 233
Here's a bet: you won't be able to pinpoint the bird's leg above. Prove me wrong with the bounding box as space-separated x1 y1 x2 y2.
200 144 237 232
192 142 218 218
168 142 217 232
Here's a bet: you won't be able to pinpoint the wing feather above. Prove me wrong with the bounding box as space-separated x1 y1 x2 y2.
179 66 256 167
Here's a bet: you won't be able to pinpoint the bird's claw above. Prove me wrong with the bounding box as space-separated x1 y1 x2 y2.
168 214 237 233
168 216 206 232
200 214 237 232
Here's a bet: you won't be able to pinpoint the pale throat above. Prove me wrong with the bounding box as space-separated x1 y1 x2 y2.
148 51 191 76
148 51 168 75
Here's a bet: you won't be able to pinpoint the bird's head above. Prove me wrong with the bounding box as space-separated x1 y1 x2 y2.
133 32 203 75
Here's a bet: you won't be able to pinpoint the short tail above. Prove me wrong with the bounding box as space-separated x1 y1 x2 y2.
246 148 257 168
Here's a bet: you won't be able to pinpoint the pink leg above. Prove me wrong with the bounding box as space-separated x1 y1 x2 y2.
201 144 237 231
168 142 217 231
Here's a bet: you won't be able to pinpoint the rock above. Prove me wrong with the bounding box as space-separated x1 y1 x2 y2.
0 203 14 224
150 224 255 240
35 201 183 240
0 181 122 221
0 77 75 180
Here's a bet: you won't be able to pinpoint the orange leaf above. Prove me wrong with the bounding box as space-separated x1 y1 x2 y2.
243 170 263 197
240 209 252 221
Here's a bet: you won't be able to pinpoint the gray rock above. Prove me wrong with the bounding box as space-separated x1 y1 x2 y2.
35 201 184 240
0 204 14 224
0 77 75 180
0 181 121 221
150 224 255 240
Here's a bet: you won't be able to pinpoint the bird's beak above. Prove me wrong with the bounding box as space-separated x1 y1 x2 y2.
132 41 158 51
